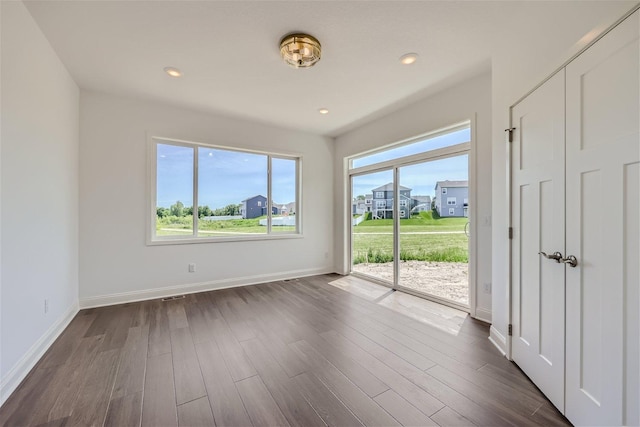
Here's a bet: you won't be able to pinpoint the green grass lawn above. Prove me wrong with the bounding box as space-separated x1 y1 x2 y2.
352 211 469 263
156 215 295 236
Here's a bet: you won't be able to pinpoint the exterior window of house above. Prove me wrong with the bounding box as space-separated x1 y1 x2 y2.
447 197 456 205
463 198 468 206
449 208 455 215
365 199 371 204
376 201 386 208
400 199 407 207
375 191 384 198
151 138 300 244
400 210 406 217
442 187 447 194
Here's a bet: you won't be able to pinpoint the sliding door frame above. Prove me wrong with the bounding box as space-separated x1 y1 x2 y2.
348 121 475 313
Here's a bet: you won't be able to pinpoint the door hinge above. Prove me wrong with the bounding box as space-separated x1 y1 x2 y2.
505 127 516 143
508 324 513 336
508 227 513 239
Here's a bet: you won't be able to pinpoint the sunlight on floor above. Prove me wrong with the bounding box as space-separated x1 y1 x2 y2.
328 275 467 336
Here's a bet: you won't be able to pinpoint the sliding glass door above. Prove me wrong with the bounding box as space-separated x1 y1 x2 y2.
348 123 471 309
397 156 469 306
351 170 394 283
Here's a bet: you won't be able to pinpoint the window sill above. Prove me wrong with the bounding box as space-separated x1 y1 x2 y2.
147 233 304 246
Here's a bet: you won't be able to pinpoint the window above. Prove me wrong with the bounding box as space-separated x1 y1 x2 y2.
365 199 371 204
400 210 406 217
399 199 407 207
375 191 384 198
442 187 448 194
449 208 455 215
447 197 457 205
376 201 386 208
152 138 300 243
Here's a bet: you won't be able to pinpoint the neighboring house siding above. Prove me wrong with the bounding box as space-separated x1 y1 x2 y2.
371 183 411 219
241 195 267 219
434 181 468 217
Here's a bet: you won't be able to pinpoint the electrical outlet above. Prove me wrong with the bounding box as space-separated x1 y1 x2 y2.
188 263 196 273
44 299 49 314
483 283 491 293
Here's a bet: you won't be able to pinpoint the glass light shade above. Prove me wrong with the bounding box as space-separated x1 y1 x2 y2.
280 33 321 68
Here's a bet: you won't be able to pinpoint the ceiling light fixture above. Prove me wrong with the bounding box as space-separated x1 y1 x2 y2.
280 33 321 68
163 67 182 77
318 108 329 115
399 53 418 65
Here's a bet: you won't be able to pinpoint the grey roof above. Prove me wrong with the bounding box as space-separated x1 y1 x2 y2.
372 182 411 192
412 195 431 202
434 180 468 190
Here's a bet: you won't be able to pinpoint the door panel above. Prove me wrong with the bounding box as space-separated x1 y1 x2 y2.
565 10 639 425
511 70 566 412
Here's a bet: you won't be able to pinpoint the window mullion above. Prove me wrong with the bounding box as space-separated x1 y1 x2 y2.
193 146 198 237
267 155 272 234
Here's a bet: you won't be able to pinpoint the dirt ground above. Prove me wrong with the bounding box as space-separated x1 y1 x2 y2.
352 261 469 304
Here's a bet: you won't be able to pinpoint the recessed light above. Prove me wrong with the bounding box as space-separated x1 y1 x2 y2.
318 108 329 115
399 53 418 65
164 67 182 77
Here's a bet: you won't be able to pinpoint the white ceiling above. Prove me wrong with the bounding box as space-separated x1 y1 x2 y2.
24 1 636 137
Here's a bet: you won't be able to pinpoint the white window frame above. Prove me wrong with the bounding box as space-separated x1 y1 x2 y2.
148 136 302 245
376 200 386 208
375 191 384 198
399 199 407 207
400 210 406 217
442 187 448 194
449 207 455 215
447 197 457 205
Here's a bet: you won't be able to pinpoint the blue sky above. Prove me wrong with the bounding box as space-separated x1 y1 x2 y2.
157 128 468 209
156 145 295 209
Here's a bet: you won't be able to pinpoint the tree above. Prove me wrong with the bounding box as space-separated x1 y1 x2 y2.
170 200 185 217
156 207 170 218
198 205 213 218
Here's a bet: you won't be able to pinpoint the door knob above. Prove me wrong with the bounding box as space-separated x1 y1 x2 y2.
539 251 563 262
561 255 578 268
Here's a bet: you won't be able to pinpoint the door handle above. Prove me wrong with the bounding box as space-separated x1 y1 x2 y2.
539 251 563 262
561 255 578 268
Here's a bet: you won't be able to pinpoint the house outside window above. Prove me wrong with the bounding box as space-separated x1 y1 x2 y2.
376 201 386 208
400 199 407 207
375 191 384 198
449 208 455 215
442 188 447 194
447 197 457 205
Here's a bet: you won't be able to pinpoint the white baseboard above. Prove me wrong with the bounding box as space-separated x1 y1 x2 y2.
0 301 79 406
473 307 492 324
489 325 507 357
79 267 334 309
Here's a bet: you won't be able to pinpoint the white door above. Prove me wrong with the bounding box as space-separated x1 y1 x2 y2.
511 70 566 412
565 10 640 426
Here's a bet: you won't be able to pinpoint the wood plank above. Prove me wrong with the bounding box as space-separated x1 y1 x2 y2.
209 315 257 382
142 354 177 427
290 340 401 427
166 300 189 331
170 327 207 405
240 338 324 427
431 406 478 426
320 329 444 417
293 372 364 427
104 392 143 427
236 375 290 427
111 326 149 399
373 389 438 426
67 349 120 427
147 299 172 357
194 339 253 427
177 397 215 427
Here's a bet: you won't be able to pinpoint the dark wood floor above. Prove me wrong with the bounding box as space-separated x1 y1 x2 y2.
0 274 570 427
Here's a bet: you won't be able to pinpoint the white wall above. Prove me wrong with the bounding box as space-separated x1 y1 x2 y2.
0 1 80 403
489 2 637 355
333 72 493 321
79 91 334 306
